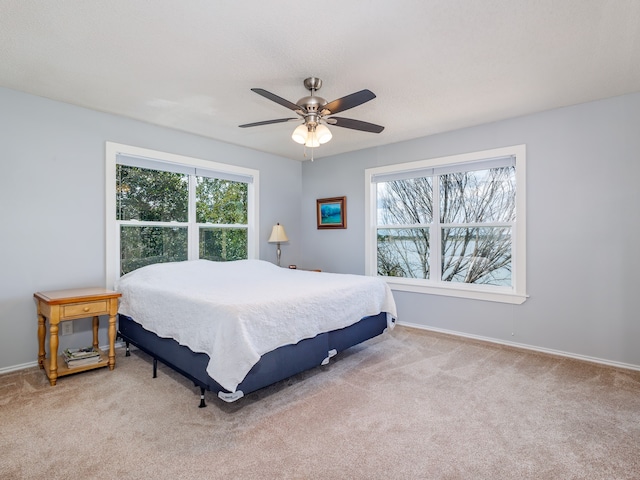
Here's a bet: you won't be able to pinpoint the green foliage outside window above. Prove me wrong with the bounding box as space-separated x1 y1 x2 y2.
196 177 248 262
199 228 247 262
196 177 247 224
120 226 188 275
116 165 249 275
116 165 188 222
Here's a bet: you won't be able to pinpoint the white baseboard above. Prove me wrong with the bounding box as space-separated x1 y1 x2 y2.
397 321 640 372
4 330 638 376
0 360 40 375
0 341 127 375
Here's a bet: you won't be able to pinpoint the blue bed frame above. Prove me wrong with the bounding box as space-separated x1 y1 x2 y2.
118 312 391 406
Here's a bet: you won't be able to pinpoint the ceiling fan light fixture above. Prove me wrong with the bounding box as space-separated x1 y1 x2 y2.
292 123 332 148
315 124 332 144
304 129 320 148
291 124 308 144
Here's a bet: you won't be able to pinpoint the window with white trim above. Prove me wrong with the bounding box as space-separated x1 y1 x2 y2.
106 143 259 286
365 145 526 304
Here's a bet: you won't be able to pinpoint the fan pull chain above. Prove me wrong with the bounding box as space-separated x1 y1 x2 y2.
303 145 314 161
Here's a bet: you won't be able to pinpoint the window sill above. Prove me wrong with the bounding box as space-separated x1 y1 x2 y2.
384 277 528 304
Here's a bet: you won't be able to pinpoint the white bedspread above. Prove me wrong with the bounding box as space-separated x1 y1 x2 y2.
115 259 397 392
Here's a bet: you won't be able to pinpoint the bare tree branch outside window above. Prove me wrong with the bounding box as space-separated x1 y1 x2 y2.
376 166 515 287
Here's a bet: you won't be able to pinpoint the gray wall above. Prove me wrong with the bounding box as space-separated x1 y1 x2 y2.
302 92 640 369
0 87 302 371
3 86 638 373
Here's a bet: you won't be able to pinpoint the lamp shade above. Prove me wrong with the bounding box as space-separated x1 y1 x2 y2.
315 124 332 144
268 223 288 243
304 131 320 148
291 124 308 145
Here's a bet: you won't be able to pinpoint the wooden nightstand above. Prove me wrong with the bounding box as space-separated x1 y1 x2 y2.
34 288 121 386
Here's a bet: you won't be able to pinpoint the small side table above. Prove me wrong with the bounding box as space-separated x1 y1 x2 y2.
34 288 121 386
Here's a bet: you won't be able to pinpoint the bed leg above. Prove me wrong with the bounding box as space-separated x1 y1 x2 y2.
153 358 157 378
125 341 130 357
199 387 207 408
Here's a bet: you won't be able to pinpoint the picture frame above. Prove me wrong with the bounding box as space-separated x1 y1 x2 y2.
316 196 347 229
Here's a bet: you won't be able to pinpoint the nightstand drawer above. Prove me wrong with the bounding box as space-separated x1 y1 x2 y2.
62 301 108 319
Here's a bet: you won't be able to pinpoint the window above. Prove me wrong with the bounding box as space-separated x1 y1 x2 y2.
365 145 526 304
106 143 259 287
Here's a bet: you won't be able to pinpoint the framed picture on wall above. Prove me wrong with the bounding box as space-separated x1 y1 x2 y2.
317 196 347 229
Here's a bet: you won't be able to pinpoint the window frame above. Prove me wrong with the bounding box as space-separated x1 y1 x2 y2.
105 142 259 288
365 145 527 304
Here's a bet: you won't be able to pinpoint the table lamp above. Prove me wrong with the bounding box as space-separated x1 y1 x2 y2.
268 223 288 266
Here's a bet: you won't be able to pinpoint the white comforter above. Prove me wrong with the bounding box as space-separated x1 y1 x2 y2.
115 259 397 392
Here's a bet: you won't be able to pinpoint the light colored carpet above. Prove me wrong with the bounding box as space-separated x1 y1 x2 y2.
1 326 639 479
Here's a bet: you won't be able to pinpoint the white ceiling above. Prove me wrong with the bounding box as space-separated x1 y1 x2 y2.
2 0 639 160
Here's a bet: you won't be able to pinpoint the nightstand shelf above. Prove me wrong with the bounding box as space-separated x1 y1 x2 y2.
43 349 110 378
34 288 121 386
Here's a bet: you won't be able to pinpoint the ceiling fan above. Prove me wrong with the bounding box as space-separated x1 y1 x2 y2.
239 77 384 150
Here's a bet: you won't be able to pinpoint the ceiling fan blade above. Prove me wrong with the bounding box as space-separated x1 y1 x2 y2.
251 88 301 112
322 89 376 115
239 118 298 128
328 117 385 133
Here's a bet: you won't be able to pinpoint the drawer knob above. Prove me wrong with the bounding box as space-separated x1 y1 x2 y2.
83 306 90 312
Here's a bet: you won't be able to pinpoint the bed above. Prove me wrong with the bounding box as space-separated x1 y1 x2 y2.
115 259 397 405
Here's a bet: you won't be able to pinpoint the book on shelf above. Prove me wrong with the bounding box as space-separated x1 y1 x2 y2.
62 346 102 368
63 346 100 359
63 355 102 368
